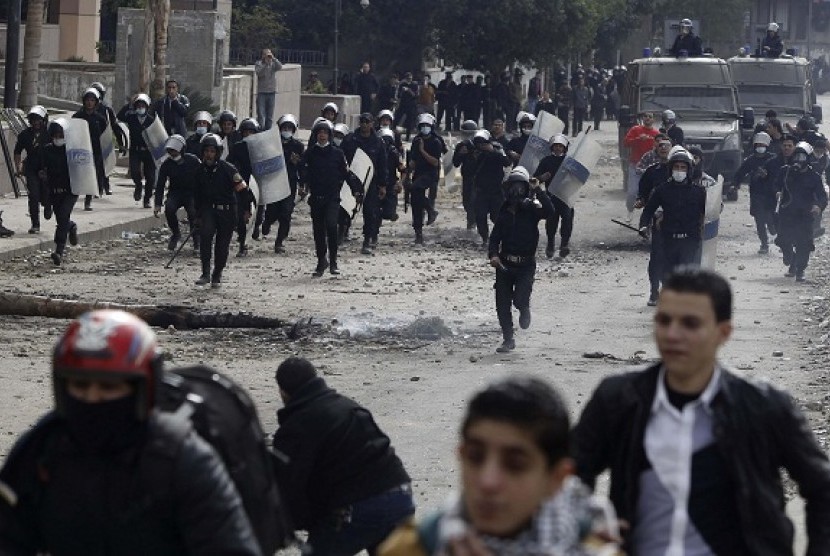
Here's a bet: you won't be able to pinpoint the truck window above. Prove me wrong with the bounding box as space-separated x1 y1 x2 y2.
641 87 736 113
735 84 803 112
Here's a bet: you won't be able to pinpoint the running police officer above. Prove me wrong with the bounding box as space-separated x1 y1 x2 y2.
90 81 128 195
263 114 304 253
534 134 574 258
117 93 156 207
734 132 778 254
14 105 50 234
72 88 109 211
39 120 79 266
194 133 247 288
406 114 443 244
775 142 828 281
186 111 213 156
488 167 555 353
506 113 536 165
471 130 511 247
452 120 480 229
299 119 351 276
226 118 260 258
378 128 403 223
154 134 201 253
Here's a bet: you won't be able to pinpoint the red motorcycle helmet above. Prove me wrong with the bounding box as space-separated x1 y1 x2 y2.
52 310 162 420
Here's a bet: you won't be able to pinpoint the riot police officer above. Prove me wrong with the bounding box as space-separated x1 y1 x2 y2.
488 167 555 353
262 114 304 253
775 142 828 281
762 22 784 58
194 133 247 287
90 81 128 195
471 130 511 247
226 118 260 257
670 18 703 56
217 110 242 155
72 88 109 211
506 113 536 166
534 134 574 258
378 127 403 222
452 120 480 229
117 93 156 207
660 109 684 146
186 111 213 156
734 132 778 254
40 120 79 266
14 105 50 234
299 119 351 276
406 114 443 244
154 134 201 252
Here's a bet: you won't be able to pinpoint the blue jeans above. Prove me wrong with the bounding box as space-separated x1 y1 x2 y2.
305 486 415 556
256 92 276 130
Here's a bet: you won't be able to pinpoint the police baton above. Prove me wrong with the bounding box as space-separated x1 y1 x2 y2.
350 167 371 222
164 228 195 269
611 218 649 239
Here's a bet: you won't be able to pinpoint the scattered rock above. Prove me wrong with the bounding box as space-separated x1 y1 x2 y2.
469 355 479 363
772 350 784 357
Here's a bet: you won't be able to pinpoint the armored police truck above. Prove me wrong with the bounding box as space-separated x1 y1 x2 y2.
618 56 744 195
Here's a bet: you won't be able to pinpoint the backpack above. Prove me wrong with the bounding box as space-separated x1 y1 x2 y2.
157 365 293 554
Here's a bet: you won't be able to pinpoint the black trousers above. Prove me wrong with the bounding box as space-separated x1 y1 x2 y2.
165 190 198 247
381 190 398 220
557 107 570 135
777 215 814 271
199 206 236 277
25 171 49 227
462 178 476 227
410 188 428 233
363 183 382 241
84 153 107 208
264 196 296 244
310 197 340 264
437 103 455 130
394 104 418 137
130 149 156 203
475 190 503 242
545 194 574 247
51 192 77 254
750 193 777 246
236 202 253 248
591 107 603 130
495 262 535 341
662 235 700 279
572 107 587 136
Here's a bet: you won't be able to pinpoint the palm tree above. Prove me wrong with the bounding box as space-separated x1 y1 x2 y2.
138 0 170 98
20 0 46 109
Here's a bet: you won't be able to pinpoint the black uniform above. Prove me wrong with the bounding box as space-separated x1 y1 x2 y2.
663 124 685 147
472 143 511 242
40 142 78 257
488 188 555 344
394 80 419 140
96 101 127 195
300 142 350 271
775 165 828 275
117 105 157 205
155 153 201 249
379 132 403 221
194 160 243 283
506 134 530 167
0 412 261 555
762 34 784 58
436 76 458 131
72 108 109 209
637 160 672 298
639 177 706 278
226 140 258 255
14 126 49 229
344 131 388 247
459 80 482 124
407 134 444 240
186 133 205 157
452 138 478 228
734 151 778 248
670 32 703 56
535 153 574 253
263 136 305 250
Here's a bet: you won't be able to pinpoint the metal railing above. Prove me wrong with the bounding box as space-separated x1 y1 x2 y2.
227 48 327 67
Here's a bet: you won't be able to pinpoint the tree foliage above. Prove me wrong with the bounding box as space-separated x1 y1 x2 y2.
230 5 290 53
653 0 752 51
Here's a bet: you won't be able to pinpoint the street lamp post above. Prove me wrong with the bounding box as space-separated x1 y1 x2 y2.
334 0 369 94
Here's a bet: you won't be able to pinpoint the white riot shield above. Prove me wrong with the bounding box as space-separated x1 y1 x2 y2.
248 175 260 205
700 175 723 269
119 122 130 151
342 148 374 214
64 118 99 196
516 110 565 176
244 126 291 205
142 117 169 168
548 132 602 208
101 124 116 176
441 135 459 193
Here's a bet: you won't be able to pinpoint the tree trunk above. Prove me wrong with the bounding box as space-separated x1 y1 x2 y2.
0 293 286 330
138 2 154 93
19 0 45 109
150 0 170 99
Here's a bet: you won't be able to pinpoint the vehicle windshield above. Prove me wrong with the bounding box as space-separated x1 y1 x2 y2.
642 87 736 115
729 63 807 85
735 84 803 112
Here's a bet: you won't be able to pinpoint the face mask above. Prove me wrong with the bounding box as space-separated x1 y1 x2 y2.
317 140 329 148
522 128 532 136
420 126 432 136
755 146 767 155
196 126 208 135
63 394 144 454
672 170 687 182
136 108 147 116
333 138 343 146
380 125 390 131
53 138 66 147
281 131 293 140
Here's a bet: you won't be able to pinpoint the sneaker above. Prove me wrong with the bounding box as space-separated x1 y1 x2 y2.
105 189 113 195
647 295 658 307
519 307 531 329
236 245 248 258
361 243 372 255
274 242 285 254
559 245 571 258
329 263 340 275
370 236 378 247
466 222 475 230
312 261 328 277
28 226 40 234
167 234 180 251
195 274 210 285
143 201 151 209
426 209 438 225
758 244 769 255
133 189 142 202
211 273 222 288
785 265 796 277
796 271 806 282
68 223 78 246
50 252 61 266
84 204 93 212
496 338 516 353
545 241 555 259
251 227 261 241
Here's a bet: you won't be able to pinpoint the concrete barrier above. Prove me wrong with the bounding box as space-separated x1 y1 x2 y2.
0 62 115 105
300 94 361 129
223 64 301 123
221 75 253 121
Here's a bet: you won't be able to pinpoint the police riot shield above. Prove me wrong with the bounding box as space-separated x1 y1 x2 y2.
101 123 116 176
516 110 565 176
119 122 130 151
341 148 374 214
245 126 291 205
441 135 459 193
248 175 260 206
548 131 602 208
63 118 99 196
700 175 724 269
142 117 169 168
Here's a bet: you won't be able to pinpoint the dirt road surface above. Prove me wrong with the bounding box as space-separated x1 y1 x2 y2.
1 112 828 554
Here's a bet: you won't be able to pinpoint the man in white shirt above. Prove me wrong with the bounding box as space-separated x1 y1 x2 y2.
573 266 830 555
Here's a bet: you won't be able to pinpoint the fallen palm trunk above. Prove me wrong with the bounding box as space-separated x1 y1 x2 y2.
0 292 285 330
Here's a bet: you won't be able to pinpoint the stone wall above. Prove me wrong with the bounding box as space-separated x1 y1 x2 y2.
0 24 61 62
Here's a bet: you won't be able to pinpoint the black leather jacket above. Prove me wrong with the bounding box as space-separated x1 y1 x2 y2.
573 363 830 555
0 412 261 556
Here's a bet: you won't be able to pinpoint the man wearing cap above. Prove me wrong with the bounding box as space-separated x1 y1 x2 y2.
271 357 414 555
436 71 458 132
